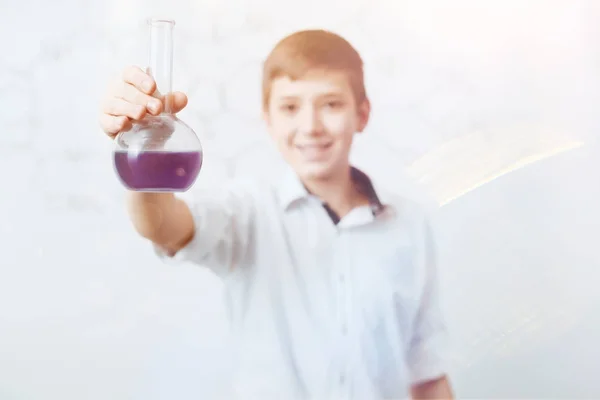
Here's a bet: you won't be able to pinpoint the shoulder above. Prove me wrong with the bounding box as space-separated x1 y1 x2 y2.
380 188 438 228
369 170 438 222
373 187 442 269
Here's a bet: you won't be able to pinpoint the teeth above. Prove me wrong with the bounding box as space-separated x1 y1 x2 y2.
297 143 330 149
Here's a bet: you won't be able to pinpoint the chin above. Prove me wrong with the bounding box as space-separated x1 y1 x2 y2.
296 162 338 181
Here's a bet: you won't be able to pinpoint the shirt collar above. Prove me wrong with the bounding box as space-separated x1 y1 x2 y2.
276 165 386 216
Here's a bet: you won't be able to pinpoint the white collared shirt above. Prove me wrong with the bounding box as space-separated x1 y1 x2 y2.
155 167 448 399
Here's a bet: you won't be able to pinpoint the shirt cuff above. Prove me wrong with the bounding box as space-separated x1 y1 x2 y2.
152 231 201 265
408 332 448 385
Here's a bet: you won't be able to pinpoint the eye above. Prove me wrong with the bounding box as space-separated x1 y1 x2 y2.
280 103 297 113
325 100 344 109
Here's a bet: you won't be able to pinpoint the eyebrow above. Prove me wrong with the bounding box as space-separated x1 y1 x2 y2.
275 92 346 102
276 96 300 102
319 92 345 99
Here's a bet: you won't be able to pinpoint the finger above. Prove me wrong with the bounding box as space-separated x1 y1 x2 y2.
171 91 188 114
122 65 155 94
146 91 187 114
99 114 129 137
118 82 162 115
103 98 147 121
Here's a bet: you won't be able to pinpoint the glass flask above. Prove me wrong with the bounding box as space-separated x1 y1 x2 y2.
113 18 203 192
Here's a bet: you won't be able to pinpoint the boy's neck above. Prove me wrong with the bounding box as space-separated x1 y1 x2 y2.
301 167 369 219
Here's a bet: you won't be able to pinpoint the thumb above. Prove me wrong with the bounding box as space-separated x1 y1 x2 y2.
170 91 188 114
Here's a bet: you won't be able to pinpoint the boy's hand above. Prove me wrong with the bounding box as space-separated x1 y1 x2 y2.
99 65 188 138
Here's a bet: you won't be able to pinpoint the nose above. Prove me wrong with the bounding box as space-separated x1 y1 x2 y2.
297 106 324 136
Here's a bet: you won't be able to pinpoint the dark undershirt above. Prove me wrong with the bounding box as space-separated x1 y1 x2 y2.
322 203 341 225
308 167 383 225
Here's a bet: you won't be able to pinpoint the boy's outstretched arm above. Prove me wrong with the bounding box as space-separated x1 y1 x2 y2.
100 66 196 255
411 375 453 399
99 66 254 273
126 192 194 255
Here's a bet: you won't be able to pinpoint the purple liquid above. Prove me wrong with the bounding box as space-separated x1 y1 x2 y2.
113 150 202 191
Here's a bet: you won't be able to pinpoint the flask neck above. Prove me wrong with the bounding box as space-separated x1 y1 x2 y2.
147 19 175 114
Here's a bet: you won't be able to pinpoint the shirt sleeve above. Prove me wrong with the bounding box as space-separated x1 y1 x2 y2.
406 217 449 385
153 180 256 279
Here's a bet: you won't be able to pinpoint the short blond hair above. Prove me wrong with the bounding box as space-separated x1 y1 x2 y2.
262 29 367 110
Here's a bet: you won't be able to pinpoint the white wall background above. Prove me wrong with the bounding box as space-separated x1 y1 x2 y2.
1 0 599 398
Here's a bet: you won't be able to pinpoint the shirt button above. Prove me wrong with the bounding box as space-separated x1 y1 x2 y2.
339 374 346 385
339 274 345 283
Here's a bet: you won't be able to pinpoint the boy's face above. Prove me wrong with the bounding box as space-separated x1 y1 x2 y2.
263 69 370 182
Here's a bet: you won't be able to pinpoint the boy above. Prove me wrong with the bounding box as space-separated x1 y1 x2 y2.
100 29 453 399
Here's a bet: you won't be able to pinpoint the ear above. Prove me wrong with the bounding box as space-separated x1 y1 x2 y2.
356 97 371 133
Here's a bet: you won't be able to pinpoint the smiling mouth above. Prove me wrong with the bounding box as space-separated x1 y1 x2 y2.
295 142 333 150
295 142 333 161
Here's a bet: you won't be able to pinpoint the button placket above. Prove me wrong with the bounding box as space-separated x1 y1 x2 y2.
335 229 351 395
337 231 348 336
